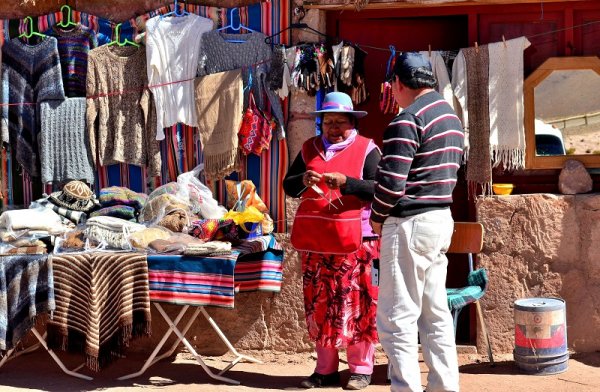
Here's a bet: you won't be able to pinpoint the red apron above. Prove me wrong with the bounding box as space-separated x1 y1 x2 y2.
291 135 370 254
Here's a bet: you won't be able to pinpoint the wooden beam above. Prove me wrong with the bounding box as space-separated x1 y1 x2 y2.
304 0 589 11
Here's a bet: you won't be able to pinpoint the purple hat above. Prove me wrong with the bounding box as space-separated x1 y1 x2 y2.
311 92 367 118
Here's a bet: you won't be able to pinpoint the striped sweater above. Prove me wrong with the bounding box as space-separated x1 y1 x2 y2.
371 91 464 223
1 37 65 177
45 24 98 97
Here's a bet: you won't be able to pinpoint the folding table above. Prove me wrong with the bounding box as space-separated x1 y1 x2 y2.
118 235 284 384
0 254 92 380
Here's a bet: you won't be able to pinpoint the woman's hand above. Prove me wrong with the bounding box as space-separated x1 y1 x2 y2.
303 170 323 187
323 172 347 189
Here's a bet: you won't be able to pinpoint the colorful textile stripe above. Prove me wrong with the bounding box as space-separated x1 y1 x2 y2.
1 1 289 232
234 234 284 292
148 252 238 308
147 234 283 306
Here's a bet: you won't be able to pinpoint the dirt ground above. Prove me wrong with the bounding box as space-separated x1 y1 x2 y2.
1 348 600 392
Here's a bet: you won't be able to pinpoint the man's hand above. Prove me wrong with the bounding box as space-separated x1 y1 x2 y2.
370 219 382 236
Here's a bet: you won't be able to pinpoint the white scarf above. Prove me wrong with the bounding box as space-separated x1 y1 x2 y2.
488 36 531 170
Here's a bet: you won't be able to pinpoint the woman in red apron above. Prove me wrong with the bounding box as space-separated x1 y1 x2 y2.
283 92 381 390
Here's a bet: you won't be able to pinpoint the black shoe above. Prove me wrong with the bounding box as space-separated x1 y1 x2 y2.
345 373 371 390
299 372 341 388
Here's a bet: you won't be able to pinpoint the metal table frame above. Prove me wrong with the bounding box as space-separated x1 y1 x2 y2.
118 302 262 384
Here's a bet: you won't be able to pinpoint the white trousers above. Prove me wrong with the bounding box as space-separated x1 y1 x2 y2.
377 209 459 392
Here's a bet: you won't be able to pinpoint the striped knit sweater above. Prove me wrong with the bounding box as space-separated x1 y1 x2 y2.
1 37 65 178
371 91 464 223
45 24 98 97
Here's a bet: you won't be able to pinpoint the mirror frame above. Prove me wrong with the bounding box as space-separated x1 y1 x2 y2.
525 56 600 169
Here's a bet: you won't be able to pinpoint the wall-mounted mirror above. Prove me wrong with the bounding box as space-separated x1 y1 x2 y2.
525 57 600 169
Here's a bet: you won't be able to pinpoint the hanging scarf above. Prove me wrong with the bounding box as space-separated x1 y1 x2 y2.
321 129 358 161
488 36 531 170
463 45 492 197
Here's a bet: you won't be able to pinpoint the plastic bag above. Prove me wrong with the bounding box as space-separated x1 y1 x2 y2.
225 180 268 212
177 164 227 219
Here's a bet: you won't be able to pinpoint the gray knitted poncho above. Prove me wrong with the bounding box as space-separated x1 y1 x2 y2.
40 98 95 184
197 30 285 139
1 37 65 177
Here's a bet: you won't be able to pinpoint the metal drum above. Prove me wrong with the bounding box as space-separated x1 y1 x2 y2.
514 297 568 375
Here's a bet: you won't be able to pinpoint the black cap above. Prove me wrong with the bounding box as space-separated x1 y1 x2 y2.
392 52 436 89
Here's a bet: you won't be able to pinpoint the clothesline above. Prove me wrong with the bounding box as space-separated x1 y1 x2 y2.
296 19 600 53
0 57 273 108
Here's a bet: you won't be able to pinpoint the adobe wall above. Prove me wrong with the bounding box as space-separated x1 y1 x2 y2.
477 194 600 354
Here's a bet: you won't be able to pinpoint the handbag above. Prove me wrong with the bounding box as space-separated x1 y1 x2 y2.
238 92 273 156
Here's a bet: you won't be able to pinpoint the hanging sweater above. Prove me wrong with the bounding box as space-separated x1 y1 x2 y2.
197 30 286 139
86 45 161 176
44 24 99 98
145 14 214 140
1 37 65 177
39 97 95 184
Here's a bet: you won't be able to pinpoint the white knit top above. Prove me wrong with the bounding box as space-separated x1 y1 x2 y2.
145 14 213 140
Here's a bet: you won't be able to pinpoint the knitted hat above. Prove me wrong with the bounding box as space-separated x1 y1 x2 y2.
49 180 96 212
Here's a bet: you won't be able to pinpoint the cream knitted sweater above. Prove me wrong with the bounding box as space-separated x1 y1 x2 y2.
86 45 161 176
146 14 214 140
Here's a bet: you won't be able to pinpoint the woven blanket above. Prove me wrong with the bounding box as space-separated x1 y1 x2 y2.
0 254 55 351
47 253 151 371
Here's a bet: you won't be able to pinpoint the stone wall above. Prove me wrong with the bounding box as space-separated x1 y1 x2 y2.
476 194 600 354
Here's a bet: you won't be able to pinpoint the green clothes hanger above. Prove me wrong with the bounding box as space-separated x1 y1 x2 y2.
19 16 46 40
107 23 140 48
56 5 77 29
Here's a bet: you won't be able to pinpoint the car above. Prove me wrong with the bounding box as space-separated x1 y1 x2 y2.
535 119 566 156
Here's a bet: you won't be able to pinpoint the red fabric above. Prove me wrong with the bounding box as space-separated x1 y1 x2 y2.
290 136 369 254
302 239 380 348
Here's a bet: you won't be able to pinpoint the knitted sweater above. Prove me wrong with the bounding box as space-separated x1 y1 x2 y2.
1 37 65 177
197 30 285 138
45 24 98 97
371 91 465 223
39 97 95 184
146 14 213 140
86 45 161 176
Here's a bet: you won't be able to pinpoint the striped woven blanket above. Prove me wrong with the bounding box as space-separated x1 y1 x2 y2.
47 253 151 371
0 254 55 352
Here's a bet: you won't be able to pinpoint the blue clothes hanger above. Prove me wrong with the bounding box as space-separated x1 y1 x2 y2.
160 0 189 19
216 8 257 43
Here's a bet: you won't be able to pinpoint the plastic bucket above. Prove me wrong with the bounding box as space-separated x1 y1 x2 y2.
514 297 568 375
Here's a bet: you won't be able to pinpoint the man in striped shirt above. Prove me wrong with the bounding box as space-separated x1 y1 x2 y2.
370 52 464 392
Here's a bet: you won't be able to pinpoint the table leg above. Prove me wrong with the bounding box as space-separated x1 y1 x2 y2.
118 304 191 380
30 328 93 380
154 304 239 385
199 307 263 375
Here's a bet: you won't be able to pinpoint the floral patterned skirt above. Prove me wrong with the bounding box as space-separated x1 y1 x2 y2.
302 239 380 348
